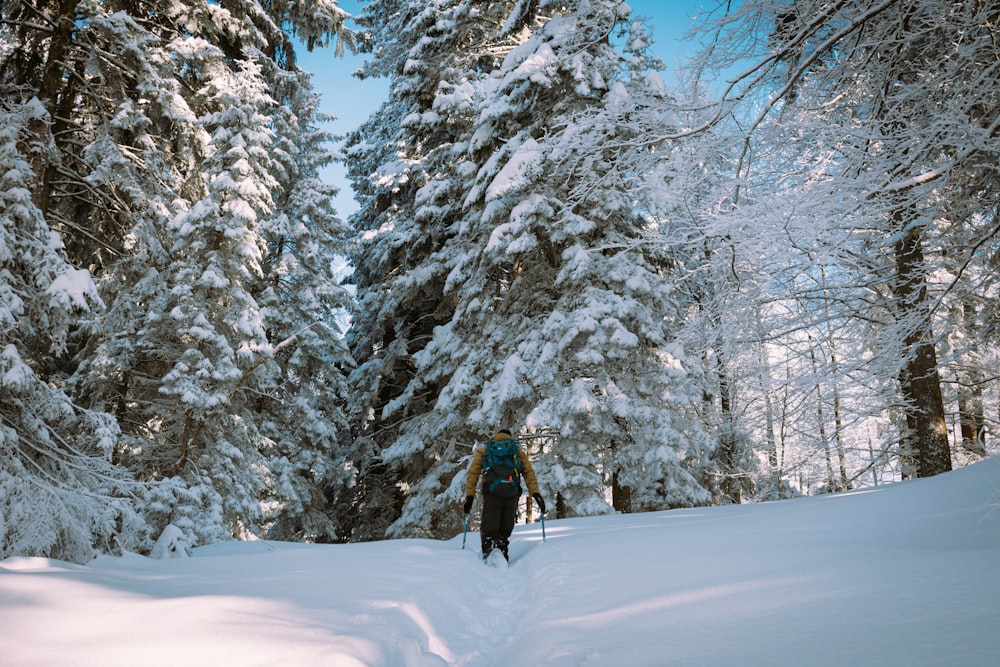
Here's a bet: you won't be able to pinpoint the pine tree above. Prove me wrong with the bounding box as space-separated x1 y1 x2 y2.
0 98 139 563
345 0 712 538
341 0 525 540
3 0 355 550
436 0 712 522
253 64 355 542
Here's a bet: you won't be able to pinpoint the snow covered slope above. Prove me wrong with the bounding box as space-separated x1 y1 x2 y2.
2 456 998 666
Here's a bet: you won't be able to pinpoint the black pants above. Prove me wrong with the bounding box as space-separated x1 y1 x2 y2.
480 491 518 558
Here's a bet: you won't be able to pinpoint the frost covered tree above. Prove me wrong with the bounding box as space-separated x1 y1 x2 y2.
345 0 712 539
0 2 181 558
130 55 284 542
680 0 1000 482
340 0 528 540
252 64 355 543
433 0 712 521
641 106 764 504
84 7 352 545
0 98 139 562
2 0 355 549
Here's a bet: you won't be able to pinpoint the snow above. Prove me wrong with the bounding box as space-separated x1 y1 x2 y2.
2 457 999 666
507 42 557 86
486 137 544 201
45 268 100 312
1 344 33 389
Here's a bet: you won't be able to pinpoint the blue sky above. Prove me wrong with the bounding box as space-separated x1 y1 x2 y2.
297 1 706 216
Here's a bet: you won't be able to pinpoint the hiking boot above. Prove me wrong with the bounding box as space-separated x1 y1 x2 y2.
484 548 508 567
481 537 496 557
497 537 509 561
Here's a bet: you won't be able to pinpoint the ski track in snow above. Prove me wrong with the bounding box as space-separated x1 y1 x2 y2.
451 540 535 667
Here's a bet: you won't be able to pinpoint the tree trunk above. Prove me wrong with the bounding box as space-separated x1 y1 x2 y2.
754 308 780 474
611 470 632 513
808 345 836 492
30 0 78 214
956 303 987 459
818 268 849 491
893 224 952 477
866 425 880 486
717 361 742 504
957 379 987 458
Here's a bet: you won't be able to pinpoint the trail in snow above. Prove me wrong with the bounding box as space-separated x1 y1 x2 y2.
448 531 541 666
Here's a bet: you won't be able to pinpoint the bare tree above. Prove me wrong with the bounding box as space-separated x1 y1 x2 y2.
676 0 1000 482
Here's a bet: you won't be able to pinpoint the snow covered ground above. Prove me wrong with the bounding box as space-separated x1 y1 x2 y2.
2 457 999 667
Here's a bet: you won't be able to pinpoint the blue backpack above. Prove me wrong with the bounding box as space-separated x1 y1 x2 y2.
482 437 521 498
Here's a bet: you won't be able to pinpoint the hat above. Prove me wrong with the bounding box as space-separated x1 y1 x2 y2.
492 429 514 440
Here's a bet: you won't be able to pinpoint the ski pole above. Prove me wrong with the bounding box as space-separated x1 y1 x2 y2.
541 510 546 542
462 513 469 550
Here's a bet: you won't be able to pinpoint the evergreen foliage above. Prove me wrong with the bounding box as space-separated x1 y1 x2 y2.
0 98 139 561
1 0 353 556
341 0 530 539
1 0 998 560
344 0 712 539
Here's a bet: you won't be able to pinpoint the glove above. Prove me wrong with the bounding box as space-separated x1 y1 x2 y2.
463 496 474 515
532 493 546 514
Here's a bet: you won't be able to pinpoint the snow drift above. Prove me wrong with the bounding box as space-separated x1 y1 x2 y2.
2 456 998 666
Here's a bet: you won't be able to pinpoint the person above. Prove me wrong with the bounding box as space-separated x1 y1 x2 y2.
463 429 545 561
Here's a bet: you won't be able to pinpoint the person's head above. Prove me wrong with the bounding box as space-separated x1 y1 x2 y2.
492 428 514 441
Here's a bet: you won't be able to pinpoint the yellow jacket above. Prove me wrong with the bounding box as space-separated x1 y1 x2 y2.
465 443 540 497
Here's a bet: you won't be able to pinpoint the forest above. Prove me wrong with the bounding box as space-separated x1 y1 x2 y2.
1 0 997 562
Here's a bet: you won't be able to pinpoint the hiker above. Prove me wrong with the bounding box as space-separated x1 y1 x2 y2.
463 429 545 561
